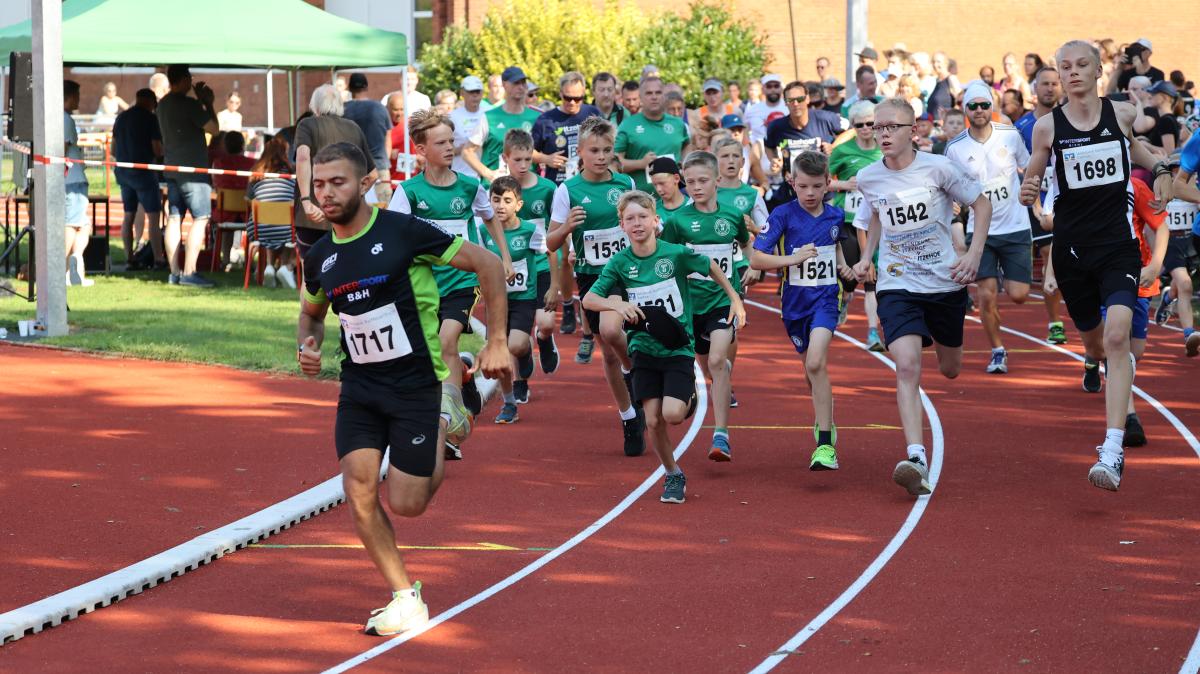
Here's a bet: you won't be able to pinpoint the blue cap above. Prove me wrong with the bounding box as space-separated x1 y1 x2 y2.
1147 80 1179 100
501 66 527 84
720 113 746 129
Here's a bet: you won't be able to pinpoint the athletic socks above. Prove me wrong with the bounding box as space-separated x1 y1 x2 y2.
817 429 833 446
1104 428 1125 451
713 427 729 439
502 390 516 405
619 406 637 421
907 444 928 465
666 466 683 476
1185 327 1195 339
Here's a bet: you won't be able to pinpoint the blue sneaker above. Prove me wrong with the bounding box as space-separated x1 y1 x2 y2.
660 472 686 503
986 349 1008 374
867 328 885 352
494 402 519 424
575 335 594 364
1154 288 1175 326
708 434 731 462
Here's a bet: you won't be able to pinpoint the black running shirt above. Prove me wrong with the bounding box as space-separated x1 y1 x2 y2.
1050 98 1135 246
302 208 463 389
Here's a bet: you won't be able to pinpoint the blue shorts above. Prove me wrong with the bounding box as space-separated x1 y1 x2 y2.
1102 296 1151 340
65 183 89 227
166 178 212 219
116 169 161 214
783 305 839 354
877 287 969 348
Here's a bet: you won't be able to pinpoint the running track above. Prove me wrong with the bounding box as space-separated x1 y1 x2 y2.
2 284 1198 672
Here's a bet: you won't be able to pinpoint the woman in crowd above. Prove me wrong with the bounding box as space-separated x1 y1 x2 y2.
996 52 1032 108
246 136 299 288
96 81 129 118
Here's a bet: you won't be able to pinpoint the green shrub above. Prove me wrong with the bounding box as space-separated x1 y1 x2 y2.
416 25 479 99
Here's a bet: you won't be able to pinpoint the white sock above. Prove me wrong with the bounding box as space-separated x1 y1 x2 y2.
1104 428 1125 451
906 444 927 463
502 390 516 404
992 346 1005 354
619 406 636 421
621 366 631 376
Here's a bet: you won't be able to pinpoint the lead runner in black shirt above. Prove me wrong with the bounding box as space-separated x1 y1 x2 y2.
1020 40 1174 493
296 142 511 635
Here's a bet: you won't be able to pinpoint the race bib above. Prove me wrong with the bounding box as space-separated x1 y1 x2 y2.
1062 141 1124 189
982 176 1014 207
1166 200 1199 232
645 153 676 183
582 226 628 266
430 218 470 239
1040 165 1055 193
845 189 864 213
506 258 529 293
788 244 838 287
732 241 745 263
880 187 936 233
687 242 733 280
626 278 685 318
338 304 413 365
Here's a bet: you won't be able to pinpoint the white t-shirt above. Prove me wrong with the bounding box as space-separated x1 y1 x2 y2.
943 123 1029 236
853 152 983 294
382 90 431 114
744 100 787 143
217 109 243 132
450 105 488 177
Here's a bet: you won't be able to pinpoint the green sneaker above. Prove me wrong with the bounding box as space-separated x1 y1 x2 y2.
810 445 839 470
1047 322 1068 345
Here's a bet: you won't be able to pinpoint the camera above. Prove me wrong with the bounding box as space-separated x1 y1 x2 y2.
1124 44 1145 60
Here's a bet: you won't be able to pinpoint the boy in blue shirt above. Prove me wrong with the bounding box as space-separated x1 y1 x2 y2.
750 150 853 470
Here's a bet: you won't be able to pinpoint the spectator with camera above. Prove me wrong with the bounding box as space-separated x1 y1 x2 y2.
1109 39 1165 93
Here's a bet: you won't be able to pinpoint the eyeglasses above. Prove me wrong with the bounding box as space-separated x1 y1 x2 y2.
966 101 992 111
853 121 873 128
561 94 584 103
872 123 912 135
785 95 808 104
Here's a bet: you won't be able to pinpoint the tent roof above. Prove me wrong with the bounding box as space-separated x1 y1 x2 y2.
0 0 407 68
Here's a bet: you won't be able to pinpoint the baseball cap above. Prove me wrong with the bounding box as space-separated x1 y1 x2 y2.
821 78 845 91
720 113 746 129
703 78 724 93
761 74 783 85
527 81 540 93
648 156 681 176
501 66 527 83
461 75 483 91
915 112 935 123
856 47 879 60
625 305 689 351
1147 80 1178 99
1135 38 1153 51
348 73 369 92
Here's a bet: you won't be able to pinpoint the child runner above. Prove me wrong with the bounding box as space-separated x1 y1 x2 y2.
1156 161 1200 356
584 190 746 502
1165 135 1200 356
546 117 645 456
650 157 689 223
481 176 550 423
750 150 853 470
852 98 992 496
661 151 750 460
502 129 562 397
387 109 511 459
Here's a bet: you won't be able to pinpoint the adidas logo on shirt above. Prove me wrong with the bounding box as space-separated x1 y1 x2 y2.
417 200 429 210
582 197 592 204
497 123 507 129
1100 128 1112 137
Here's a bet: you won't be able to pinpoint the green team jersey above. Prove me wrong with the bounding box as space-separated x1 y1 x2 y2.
590 240 711 359
389 171 491 295
481 105 540 171
827 141 881 223
517 175 557 275
717 185 765 272
656 198 688 223
554 169 636 276
614 112 690 194
481 219 539 301
660 200 749 315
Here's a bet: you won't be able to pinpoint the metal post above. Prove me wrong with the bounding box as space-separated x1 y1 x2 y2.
32 0 67 336
265 68 274 130
287 69 295 124
846 0 869 87
402 69 410 179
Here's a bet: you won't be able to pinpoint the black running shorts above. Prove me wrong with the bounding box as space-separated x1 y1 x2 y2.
1051 240 1140 332
335 380 440 477
631 353 695 403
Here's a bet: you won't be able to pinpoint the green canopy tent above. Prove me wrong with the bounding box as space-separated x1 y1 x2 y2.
0 0 408 68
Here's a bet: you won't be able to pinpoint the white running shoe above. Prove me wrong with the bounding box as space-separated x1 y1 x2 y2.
275 264 297 289
262 265 278 288
986 349 1008 374
364 582 429 636
1088 445 1124 492
893 457 932 496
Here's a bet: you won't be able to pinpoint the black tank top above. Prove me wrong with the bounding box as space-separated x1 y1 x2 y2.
1050 98 1135 246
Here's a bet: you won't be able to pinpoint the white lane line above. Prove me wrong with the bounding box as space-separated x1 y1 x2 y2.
322 365 710 673
964 315 1200 674
743 298 944 673
1027 290 1187 334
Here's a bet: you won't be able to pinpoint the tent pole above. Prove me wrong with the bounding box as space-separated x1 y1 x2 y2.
287 69 295 125
31 0 67 336
266 68 274 130
402 69 409 179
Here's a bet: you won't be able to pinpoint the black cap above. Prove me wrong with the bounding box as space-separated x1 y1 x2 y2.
501 66 528 84
348 73 369 92
648 156 681 177
625 305 690 350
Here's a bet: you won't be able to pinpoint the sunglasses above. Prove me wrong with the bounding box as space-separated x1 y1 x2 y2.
561 94 584 103
785 95 808 104
853 121 873 128
966 101 992 111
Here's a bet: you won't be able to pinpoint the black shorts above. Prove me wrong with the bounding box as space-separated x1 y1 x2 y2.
1028 208 1053 248
839 223 861 294
631 353 695 403
439 287 480 331
576 272 603 334
536 269 551 306
507 298 536 335
1163 233 1197 274
1051 240 1140 332
692 305 736 355
335 380 440 478
876 287 969 348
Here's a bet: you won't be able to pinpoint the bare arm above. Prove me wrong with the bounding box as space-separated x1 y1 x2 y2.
480 216 513 278
1173 172 1200 204
616 151 656 173
1019 116 1054 206
544 250 561 312
296 298 329 377
1143 220 1169 285
748 142 769 187
706 259 747 328
949 194 992 284
749 244 815 271
461 144 493 181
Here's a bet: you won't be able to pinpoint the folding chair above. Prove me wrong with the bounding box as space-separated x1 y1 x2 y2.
210 188 249 272
245 200 295 289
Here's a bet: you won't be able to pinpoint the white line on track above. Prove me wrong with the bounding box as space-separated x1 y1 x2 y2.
1026 290 1187 333
321 365 710 673
743 298 944 673
965 315 1200 674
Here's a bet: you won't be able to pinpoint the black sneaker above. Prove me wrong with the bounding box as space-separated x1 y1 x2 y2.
537 335 559 374
685 388 698 420
729 390 739 408
513 379 530 405
1082 357 1102 393
1154 288 1175 326
179 273 216 288
561 303 577 334
660 472 686 504
575 335 594 364
517 350 535 380
622 413 645 457
1124 413 1146 447
460 353 483 416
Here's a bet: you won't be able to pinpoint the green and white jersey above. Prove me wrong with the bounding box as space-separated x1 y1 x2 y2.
387 171 495 295
475 105 541 172
550 169 636 275
717 184 768 272
661 200 749 315
614 112 690 194
827 141 882 223
589 240 712 359
656 197 688 223
481 219 539 301
517 175 557 276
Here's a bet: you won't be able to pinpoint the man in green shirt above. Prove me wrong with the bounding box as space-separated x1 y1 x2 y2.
661 151 750 462
615 76 691 195
584 190 744 504
470 66 558 183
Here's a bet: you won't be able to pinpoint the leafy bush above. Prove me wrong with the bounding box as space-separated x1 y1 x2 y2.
416 25 479 101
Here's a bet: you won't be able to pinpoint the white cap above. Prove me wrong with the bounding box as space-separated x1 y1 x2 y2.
761 73 783 85
460 75 483 91
963 80 992 105
1135 38 1152 51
